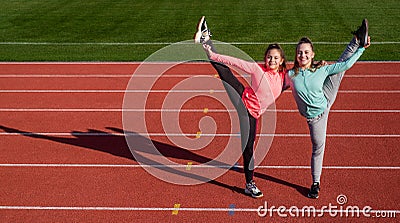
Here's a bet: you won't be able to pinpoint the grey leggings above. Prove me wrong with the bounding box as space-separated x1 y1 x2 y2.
308 37 359 183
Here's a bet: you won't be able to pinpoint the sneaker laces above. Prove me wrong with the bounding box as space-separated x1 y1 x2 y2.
246 181 260 193
202 29 212 38
311 182 320 192
351 22 366 37
351 26 362 36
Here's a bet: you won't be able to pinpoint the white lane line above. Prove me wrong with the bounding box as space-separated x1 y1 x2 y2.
346 75 400 78
0 61 398 64
0 205 256 212
0 164 398 170
0 74 135 78
1 74 400 78
0 132 398 138
0 90 399 93
0 89 225 93
339 90 400 93
0 108 399 113
1 41 400 45
0 205 398 215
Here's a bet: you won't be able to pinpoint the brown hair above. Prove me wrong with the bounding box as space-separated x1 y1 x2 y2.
264 43 287 73
292 37 324 76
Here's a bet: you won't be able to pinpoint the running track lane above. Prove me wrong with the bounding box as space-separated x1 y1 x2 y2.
0 62 399 222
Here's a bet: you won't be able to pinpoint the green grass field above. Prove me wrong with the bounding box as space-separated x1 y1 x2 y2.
0 0 398 61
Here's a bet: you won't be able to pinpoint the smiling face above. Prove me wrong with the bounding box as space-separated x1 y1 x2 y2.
265 49 283 72
296 43 315 69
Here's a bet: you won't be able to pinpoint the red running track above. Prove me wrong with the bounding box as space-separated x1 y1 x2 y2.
0 62 399 222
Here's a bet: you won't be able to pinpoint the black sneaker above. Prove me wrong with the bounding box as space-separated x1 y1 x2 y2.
244 180 263 198
194 16 212 44
307 182 320 199
351 18 368 47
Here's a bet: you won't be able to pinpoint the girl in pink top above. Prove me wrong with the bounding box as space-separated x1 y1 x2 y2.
195 16 287 198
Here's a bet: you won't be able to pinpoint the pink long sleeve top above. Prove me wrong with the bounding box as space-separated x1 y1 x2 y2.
209 52 285 118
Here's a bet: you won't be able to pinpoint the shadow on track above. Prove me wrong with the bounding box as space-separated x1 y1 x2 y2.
0 124 308 197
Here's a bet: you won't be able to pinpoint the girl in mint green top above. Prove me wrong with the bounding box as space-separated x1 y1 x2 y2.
288 34 371 199
288 46 365 119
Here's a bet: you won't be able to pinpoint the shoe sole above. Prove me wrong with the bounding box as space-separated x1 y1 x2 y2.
194 16 205 43
362 19 369 46
307 193 319 199
244 189 264 198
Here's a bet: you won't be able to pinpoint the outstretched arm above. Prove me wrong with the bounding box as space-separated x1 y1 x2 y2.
325 37 370 76
281 72 290 91
203 44 263 76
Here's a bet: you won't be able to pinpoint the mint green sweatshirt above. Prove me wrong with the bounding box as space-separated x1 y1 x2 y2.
288 47 365 119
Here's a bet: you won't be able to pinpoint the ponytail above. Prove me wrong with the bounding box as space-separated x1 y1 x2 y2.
292 37 324 77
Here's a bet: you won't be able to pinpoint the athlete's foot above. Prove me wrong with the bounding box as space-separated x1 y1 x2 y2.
351 18 368 47
194 16 212 44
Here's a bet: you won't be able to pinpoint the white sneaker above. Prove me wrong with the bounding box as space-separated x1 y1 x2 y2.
194 16 211 43
244 180 263 198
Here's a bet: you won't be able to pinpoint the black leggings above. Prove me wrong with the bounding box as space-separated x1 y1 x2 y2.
209 60 257 184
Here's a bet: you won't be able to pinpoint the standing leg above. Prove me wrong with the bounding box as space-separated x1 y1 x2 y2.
242 110 263 198
307 112 329 183
306 110 329 199
241 111 257 183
